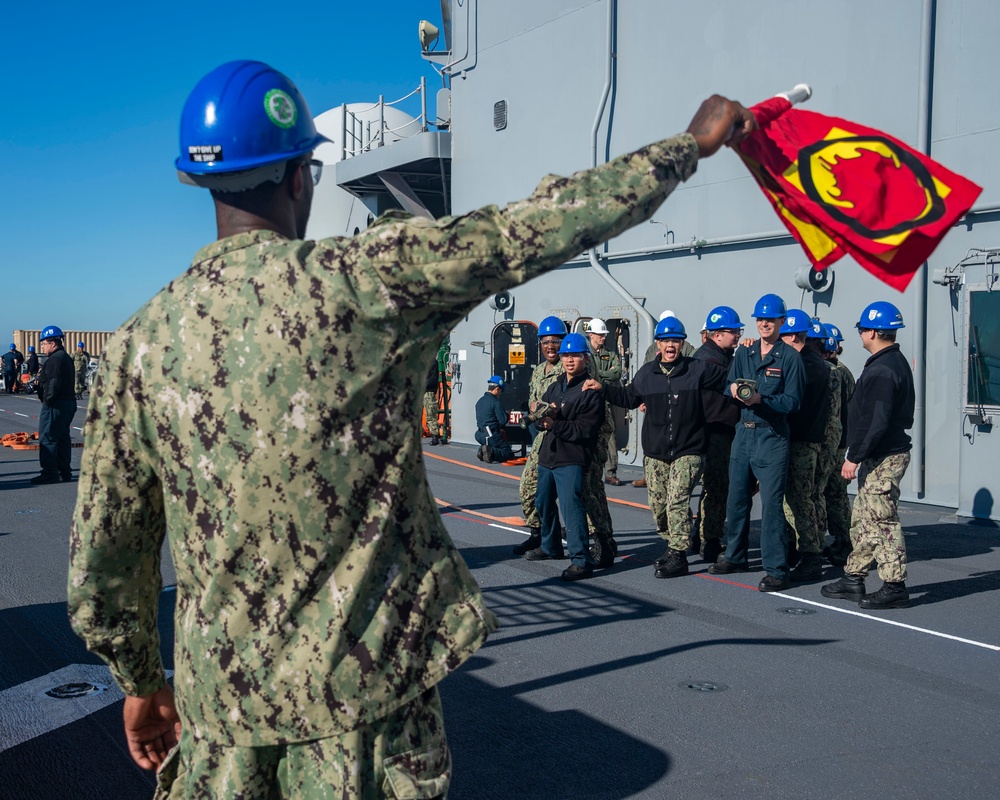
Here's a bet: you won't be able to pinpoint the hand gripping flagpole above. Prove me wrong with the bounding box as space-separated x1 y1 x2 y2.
750 83 812 126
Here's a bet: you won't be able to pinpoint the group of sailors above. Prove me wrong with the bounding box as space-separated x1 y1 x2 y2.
506 292 915 608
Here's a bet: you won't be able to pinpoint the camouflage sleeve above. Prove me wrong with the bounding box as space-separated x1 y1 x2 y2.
67 362 169 697
351 134 699 318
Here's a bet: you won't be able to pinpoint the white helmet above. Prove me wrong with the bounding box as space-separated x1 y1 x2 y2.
587 318 609 335
658 309 676 322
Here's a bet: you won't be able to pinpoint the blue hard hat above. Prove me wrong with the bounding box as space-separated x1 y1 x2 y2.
176 60 329 181
857 301 905 331
704 306 743 331
28 346 35 353
780 309 811 334
538 316 567 338
753 293 786 318
559 333 590 354
806 320 826 339
824 336 838 353
824 323 844 342
40 325 63 341
487 374 505 388
654 316 687 340
77 341 85 348
8 344 13 350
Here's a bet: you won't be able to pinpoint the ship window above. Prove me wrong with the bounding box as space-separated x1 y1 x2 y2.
493 100 507 131
965 289 1000 411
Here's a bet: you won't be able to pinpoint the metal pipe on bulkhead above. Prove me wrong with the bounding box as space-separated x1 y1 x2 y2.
910 0 934 497
587 0 657 363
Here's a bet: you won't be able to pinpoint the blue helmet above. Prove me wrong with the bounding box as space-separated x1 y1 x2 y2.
559 333 590 354
487 374 505 389
654 316 687 340
8 344 13 350
824 336 838 353
28 345 35 353
537 316 567 338
40 325 64 341
77 341 85 348
857 301 905 330
779 309 811 334
806 320 826 339
176 60 329 188
824 322 844 342
753 293 786 318
704 306 743 331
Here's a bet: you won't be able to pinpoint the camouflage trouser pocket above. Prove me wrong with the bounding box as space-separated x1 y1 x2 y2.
152 742 184 799
383 742 451 799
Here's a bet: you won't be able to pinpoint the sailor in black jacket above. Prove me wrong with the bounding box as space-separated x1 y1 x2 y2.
822 301 915 610
587 316 724 579
32 326 78 484
529 334 605 580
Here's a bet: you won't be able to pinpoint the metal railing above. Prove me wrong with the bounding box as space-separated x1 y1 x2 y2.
341 77 431 161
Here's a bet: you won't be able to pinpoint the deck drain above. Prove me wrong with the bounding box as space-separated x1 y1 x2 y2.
778 607 817 616
44 682 108 699
678 681 728 692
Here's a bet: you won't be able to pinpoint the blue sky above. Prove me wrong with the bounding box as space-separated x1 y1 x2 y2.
2 1 444 335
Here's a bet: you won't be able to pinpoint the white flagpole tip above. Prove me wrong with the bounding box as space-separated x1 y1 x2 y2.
775 83 813 105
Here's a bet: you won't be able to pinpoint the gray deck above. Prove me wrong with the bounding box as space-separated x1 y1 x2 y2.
2 391 997 799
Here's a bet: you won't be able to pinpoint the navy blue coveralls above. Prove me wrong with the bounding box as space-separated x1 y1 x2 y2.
722 339 804 579
37 346 77 481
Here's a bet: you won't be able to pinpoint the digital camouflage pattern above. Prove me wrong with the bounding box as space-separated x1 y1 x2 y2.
67 131 701 745
783 441 822 554
519 359 564 527
845 453 911 582
824 360 856 547
73 348 90 395
646 454 704 551
589 342 622 477
422 390 439 437
153 688 448 800
698 430 732 541
585 430 614 538
814 364 843 542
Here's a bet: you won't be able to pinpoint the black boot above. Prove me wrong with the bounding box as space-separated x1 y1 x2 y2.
701 538 723 565
513 528 542 556
820 574 866 601
429 435 440 446
789 552 824 582
590 533 616 568
859 581 910 610
654 549 689 579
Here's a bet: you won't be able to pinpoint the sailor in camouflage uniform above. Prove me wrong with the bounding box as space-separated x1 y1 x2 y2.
586 316 724 578
821 323 856 564
822 302 914 610
73 341 91 399
515 316 566 555
66 59 755 797
587 318 624 486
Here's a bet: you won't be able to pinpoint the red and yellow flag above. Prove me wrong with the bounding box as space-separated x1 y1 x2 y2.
738 96 982 292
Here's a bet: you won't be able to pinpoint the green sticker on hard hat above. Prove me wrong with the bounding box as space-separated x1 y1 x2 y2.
264 89 297 129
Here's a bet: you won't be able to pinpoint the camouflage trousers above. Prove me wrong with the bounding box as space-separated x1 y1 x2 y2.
783 441 822 555
520 433 544 528
845 452 910 582
520 432 613 537
154 687 449 800
423 391 439 437
698 430 733 541
587 433 614 537
813 443 839 543
823 447 852 547
648 454 704 552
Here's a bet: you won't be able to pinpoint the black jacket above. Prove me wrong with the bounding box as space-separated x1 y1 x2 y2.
603 356 724 462
788 347 831 444
847 344 914 462
26 353 40 375
693 339 740 433
538 373 604 468
39 348 76 405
